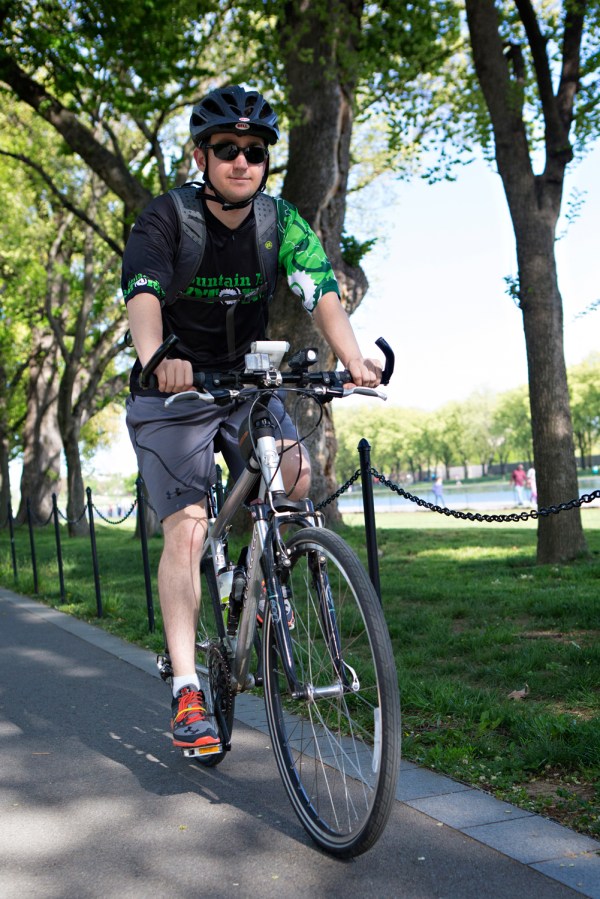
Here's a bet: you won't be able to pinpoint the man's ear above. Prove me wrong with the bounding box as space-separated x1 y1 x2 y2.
193 147 206 172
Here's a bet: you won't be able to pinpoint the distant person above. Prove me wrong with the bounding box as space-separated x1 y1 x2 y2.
526 466 537 505
433 476 444 506
510 463 527 506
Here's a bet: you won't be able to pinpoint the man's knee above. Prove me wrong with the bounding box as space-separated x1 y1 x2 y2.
162 501 208 558
282 443 311 499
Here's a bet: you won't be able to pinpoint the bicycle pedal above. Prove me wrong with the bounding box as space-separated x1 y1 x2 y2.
181 744 223 758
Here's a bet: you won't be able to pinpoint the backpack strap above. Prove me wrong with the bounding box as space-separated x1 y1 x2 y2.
165 184 279 305
164 183 206 305
253 192 279 300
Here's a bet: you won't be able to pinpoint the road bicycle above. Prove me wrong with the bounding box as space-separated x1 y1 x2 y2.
142 334 401 858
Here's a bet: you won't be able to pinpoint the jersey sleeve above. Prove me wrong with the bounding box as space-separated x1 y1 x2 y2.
274 198 340 312
121 194 180 304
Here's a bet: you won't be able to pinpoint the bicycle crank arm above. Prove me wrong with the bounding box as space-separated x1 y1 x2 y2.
213 703 232 751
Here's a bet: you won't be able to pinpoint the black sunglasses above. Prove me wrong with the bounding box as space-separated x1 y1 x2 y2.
205 142 268 165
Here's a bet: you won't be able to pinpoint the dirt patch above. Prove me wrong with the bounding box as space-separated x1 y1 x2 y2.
526 779 596 803
520 629 599 645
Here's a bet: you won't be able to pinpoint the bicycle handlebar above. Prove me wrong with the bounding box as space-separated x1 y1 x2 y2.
138 334 395 401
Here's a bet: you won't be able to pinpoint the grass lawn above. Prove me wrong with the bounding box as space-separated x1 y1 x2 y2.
1 506 599 838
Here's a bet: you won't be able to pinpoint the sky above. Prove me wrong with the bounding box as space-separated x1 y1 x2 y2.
90 145 600 478
348 147 600 410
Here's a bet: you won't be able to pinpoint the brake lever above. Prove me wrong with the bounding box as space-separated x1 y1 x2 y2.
164 390 214 407
164 388 241 408
343 386 388 401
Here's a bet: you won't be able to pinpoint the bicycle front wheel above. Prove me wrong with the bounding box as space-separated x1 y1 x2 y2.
262 527 401 857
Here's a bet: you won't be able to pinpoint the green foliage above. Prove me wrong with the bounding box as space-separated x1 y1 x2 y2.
569 353 600 467
335 353 600 481
340 232 377 267
5 1 222 115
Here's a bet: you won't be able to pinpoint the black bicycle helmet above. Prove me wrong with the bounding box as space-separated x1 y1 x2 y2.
190 85 280 147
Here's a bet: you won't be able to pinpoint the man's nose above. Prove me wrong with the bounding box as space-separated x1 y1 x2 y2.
232 149 249 168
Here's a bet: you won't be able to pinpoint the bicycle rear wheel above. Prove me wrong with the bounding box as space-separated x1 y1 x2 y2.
194 563 235 768
262 527 401 857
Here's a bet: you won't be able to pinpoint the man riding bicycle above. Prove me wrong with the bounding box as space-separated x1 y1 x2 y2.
122 84 382 752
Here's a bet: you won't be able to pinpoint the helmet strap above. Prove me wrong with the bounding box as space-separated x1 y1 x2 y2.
201 153 270 211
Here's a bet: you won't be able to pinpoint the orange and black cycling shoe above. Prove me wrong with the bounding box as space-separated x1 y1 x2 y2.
171 685 220 749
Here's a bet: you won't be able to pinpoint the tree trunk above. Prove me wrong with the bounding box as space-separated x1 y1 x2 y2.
0 358 11 526
0 433 10 527
16 331 62 524
271 0 366 523
465 0 588 562
518 221 587 561
63 424 88 537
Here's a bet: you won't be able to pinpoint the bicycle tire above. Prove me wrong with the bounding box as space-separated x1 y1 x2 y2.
262 527 401 857
195 567 235 768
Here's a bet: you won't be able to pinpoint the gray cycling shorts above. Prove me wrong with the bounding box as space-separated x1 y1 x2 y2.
126 392 298 522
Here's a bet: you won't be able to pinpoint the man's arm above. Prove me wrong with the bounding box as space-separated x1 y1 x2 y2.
312 292 382 387
127 293 193 393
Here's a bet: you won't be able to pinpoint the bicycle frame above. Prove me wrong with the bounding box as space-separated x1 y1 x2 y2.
200 408 324 697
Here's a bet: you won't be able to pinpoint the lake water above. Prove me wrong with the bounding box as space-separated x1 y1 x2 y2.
337 476 600 514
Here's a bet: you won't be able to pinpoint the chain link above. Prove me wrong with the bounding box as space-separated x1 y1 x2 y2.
57 506 88 526
92 500 137 525
29 508 55 527
29 500 137 528
369 468 600 523
315 469 361 510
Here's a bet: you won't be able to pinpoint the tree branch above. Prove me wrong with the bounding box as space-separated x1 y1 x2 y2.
556 2 586 132
465 0 533 178
0 149 124 256
0 53 152 215
514 0 574 168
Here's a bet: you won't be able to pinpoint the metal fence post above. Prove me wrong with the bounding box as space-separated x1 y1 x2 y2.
136 476 155 633
26 498 39 594
52 493 66 603
86 487 103 617
358 438 381 602
7 501 17 583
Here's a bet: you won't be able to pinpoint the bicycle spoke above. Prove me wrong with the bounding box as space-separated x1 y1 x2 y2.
262 527 400 857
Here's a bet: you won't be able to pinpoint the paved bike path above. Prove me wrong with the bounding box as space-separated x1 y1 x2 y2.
1 586 598 899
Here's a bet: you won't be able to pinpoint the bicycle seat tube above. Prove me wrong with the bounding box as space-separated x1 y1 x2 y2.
233 416 285 691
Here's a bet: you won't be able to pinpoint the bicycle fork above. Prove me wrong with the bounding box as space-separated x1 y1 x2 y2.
263 532 358 702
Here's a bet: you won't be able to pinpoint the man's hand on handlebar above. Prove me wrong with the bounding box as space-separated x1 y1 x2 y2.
154 358 194 394
344 356 383 389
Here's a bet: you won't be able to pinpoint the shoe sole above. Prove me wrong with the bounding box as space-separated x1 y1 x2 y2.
173 737 221 752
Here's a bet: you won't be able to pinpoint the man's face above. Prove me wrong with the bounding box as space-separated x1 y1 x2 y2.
194 132 267 205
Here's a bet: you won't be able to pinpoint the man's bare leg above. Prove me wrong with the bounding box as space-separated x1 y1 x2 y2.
159 500 208 679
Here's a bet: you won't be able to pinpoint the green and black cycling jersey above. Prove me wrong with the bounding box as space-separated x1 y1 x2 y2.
122 190 340 392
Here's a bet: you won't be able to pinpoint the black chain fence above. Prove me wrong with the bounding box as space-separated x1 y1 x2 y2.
318 466 600 522
2 440 599 631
